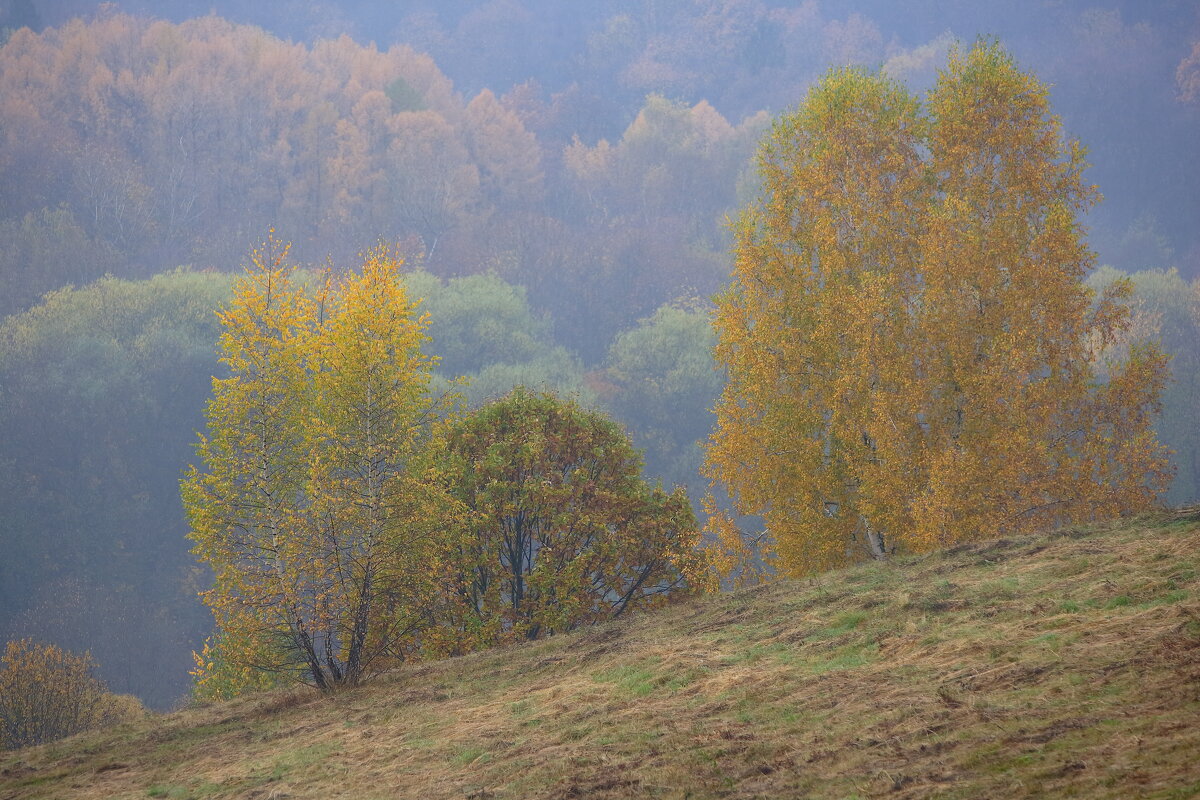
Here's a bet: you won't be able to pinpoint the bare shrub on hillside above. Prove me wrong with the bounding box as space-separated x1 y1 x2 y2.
0 639 144 750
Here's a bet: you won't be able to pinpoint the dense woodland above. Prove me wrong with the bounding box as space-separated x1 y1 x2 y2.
0 2 1198 711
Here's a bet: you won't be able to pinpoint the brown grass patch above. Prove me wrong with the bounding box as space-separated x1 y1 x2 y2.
2 516 1198 799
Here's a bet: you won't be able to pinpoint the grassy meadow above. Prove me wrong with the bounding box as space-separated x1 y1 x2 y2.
2 514 1198 799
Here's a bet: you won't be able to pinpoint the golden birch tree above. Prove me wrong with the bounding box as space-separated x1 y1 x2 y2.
305 246 456 686
705 66 930 575
911 43 1171 546
706 42 1171 578
183 236 317 691
184 240 452 693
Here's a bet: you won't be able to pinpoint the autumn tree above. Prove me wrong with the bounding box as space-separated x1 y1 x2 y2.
1087 266 1200 506
304 248 455 686
183 239 452 693
384 111 481 260
182 237 314 692
464 88 544 211
0 639 144 750
913 44 1170 544
706 43 1171 578
433 388 712 653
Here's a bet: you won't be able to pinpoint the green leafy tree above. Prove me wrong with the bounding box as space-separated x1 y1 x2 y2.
405 270 589 405
0 207 118 317
434 388 713 653
0 270 231 708
385 76 427 113
603 302 723 491
407 271 554 378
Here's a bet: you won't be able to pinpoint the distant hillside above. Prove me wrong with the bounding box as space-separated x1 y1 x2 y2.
2 514 1198 799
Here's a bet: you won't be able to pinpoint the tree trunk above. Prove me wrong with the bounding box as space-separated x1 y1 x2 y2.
865 525 888 561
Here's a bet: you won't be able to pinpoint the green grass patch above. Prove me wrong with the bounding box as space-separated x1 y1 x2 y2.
146 787 187 799
807 642 878 675
404 735 436 749
262 743 336 782
1159 779 1200 799
1170 565 1196 583
978 578 1020 601
1139 589 1188 609
664 666 711 690
592 661 661 697
451 746 490 766
1032 632 1061 646
833 611 867 631
727 642 796 666
806 611 870 643
143 783 221 799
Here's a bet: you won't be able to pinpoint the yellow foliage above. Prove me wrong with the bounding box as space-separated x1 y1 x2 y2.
189 633 282 703
706 43 1171 578
183 238 459 694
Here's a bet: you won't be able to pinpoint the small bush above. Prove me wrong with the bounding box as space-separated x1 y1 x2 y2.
95 692 148 728
0 639 144 750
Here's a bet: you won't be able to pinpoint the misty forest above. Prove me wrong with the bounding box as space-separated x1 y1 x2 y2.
1 2 1199 792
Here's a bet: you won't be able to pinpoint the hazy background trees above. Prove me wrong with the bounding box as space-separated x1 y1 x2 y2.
0 272 230 708
3 4 1198 321
8 1 1197 278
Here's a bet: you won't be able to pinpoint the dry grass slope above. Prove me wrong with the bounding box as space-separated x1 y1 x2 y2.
2 515 1198 799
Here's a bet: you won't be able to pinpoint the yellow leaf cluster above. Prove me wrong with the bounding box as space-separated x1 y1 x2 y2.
183 238 456 692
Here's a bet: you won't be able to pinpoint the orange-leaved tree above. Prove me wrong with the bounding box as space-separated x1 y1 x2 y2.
183 238 455 695
705 42 1171 578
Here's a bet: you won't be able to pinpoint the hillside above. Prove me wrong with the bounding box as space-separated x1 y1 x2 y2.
2 515 1198 800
